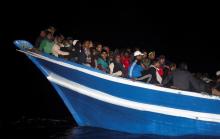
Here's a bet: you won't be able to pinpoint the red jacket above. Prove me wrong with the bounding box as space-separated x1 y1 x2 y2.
121 56 131 70
158 67 164 77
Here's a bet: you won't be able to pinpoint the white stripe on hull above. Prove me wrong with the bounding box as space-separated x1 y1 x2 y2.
47 73 220 123
18 50 220 100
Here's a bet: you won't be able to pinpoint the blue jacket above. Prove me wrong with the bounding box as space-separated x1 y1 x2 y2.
128 60 144 78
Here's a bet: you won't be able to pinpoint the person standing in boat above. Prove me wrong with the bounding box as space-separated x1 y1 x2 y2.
128 51 152 83
109 54 126 77
97 50 110 73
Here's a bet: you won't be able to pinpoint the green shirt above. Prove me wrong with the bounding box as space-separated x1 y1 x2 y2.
97 57 109 72
39 39 54 54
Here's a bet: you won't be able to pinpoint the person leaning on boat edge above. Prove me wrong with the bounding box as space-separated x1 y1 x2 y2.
162 62 208 93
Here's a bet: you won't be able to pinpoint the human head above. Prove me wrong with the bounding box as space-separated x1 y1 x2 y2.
124 51 130 57
101 50 108 60
158 55 165 65
88 41 93 48
114 54 121 63
96 43 102 52
47 26 56 35
40 30 46 37
82 40 90 48
152 58 161 68
143 51 148 59
103 46 110 54
148 51 155 60
170 63 177 71
134 51 144 61
66 37 73 45
54 34 64 43
46 31 53 40
74 40 81 48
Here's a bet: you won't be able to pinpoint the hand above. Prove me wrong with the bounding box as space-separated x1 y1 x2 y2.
131 78 137 81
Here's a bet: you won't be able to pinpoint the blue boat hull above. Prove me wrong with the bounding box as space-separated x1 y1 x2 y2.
14 40 220 136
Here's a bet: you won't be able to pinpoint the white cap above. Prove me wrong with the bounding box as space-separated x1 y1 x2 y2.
73 40 79 46
216 70 220 76
134 51 144 56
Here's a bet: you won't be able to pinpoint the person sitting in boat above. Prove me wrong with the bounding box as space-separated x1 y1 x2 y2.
59 37 75 59
128 51 144 78
35 30 46 49
157 55 165 77
142 50 150 69
148 51 156 65
109 54 126 77
128 51 152 83
39 31 54 54
90 42 102 68
52 43 70 58
147 59 163 84
97 50 109 73
76 40 93 66
46 26 56 39
157 55 171 80
121 50 131 72
162 62 205 92
63 38 79 62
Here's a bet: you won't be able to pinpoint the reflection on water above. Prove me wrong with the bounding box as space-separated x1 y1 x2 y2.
6 117 219 139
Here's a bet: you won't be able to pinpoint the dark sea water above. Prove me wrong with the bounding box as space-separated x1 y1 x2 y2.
6 117 219 139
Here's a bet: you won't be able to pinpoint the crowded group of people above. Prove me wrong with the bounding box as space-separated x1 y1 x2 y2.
33 26 220 96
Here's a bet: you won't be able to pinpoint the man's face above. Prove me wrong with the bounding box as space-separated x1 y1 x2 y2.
160 58 165 65
83 41 90 48
101 52 107 59
155 62 160 68
124 52 129 57
89 41 93 48
149 52 155 60
40 31 46 37
143 52 147 58
68 40 73 45
136 55 143 61
96 45 102 52
115 55 121 63
47 34 53 40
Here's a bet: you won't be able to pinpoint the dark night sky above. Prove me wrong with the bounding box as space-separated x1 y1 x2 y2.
7 2 219 74
4 1 220 125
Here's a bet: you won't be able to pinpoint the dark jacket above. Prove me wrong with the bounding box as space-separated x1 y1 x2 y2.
147 66 160 84
163 69 204 92
76 48 87 64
